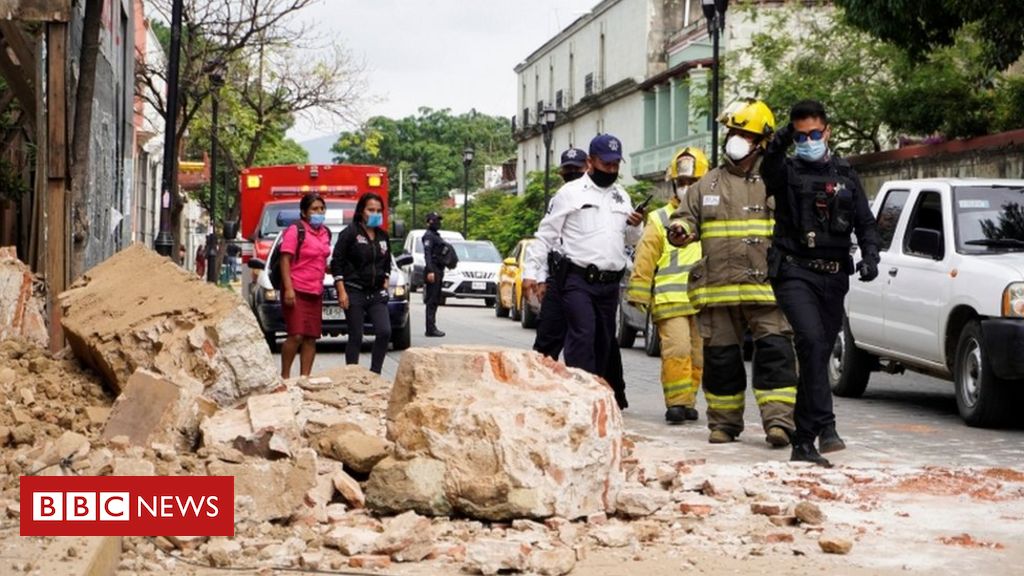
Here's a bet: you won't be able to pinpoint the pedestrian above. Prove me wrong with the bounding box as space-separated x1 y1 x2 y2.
761 99 881 467
278 192 332 379
627 147 708 424
195 244 206 278
524 134 644 405
667 99 798 448
330 193 392 374
422 211 448 337
227 241 242 281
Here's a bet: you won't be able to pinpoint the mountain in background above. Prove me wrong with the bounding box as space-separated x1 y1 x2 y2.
299 134 339 164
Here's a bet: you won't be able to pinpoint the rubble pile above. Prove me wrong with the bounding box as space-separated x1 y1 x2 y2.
0 247 48 348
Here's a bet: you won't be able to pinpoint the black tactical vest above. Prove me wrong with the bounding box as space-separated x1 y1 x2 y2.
787 159 857 250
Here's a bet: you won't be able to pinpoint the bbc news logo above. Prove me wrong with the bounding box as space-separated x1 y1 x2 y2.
20 476 234 536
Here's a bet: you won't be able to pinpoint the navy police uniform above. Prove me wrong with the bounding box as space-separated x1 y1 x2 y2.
422 212 447 337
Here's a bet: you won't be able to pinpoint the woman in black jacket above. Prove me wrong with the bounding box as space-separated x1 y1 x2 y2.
330 193 392 373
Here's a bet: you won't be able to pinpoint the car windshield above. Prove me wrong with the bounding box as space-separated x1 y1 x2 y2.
954 185 1024 253
257 200 355 239
451 241 502 263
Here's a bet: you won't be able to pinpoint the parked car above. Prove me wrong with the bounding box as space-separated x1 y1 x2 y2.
247 226 414 352
496 238 542 328
833 178 1024 427
433 240 502 307
617 277 660 357
401 228 465 291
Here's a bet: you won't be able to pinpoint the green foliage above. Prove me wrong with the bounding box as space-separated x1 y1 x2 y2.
836 0 1024 71
331 108 516 207
434 171 546 255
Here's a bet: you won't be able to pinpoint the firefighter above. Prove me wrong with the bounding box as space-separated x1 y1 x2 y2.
761 100 881 467
626 147 708 424
667 99 797 447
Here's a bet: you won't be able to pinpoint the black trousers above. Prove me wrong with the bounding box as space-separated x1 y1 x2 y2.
424 269 444 332
344 287 391 374
536 277 627 407
771 262 849 443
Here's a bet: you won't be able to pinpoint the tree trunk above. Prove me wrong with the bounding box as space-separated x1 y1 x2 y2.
68 0 103 280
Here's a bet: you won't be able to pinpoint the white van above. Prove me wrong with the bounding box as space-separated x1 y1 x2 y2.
402 228 465 291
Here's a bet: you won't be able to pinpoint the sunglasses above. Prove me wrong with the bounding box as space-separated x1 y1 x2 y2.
794 129 826 143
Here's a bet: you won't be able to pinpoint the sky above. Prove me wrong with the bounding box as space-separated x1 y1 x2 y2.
286 0 598 143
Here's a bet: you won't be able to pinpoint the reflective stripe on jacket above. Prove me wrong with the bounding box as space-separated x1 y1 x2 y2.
626 201 702 321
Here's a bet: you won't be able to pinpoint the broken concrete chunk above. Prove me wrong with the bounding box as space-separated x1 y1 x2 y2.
751 502 788 516
819 535 853 554
365 456 451 517
101 369 203 451
0 247 48 348
795 501 826 525
59 244 279 405
332 468 366 508
314 426 389 473
206 449 318 523
615 485 670 518
325 526 380 556
465 539 530 576
528 546 576 576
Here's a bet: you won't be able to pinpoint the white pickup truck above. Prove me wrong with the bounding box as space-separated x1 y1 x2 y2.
830 178 1024 427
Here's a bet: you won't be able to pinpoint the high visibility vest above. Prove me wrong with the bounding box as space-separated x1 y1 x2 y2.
649 205 702 321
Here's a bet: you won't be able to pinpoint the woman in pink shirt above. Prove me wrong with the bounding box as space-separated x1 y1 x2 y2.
279 193 332 378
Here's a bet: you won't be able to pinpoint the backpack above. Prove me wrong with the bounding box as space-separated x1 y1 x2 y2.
268 223 331 289
439 240 459 270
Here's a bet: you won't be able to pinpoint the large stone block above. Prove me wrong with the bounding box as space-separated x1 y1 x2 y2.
371 346 624 521
101 369 205 450
59 244 278 405
0 247 48 348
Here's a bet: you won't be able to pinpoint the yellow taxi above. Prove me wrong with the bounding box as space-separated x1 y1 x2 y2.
496 238 540 328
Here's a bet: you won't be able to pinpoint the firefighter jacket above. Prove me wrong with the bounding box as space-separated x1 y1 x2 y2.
627 199 702 321
670 160 776 308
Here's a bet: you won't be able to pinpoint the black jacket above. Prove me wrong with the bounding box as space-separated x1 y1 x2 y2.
761 129 880 263
422 228 446 276
330 224 391 291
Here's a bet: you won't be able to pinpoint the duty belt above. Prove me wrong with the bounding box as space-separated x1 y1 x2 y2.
567 262 625 284
784 254 843 274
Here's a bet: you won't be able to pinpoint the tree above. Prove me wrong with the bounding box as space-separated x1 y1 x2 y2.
836 0 1024 71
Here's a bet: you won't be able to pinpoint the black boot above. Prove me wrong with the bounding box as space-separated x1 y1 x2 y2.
425 329 446 337
790 441 832 467
665 406 687 424
684 406 699 421
819 424 846 454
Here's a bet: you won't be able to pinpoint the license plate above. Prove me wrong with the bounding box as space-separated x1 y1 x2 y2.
322 306 344 320
472 281 486 291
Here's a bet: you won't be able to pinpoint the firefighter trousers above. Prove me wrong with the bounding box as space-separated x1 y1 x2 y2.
698 304 797 437
656 315 703 408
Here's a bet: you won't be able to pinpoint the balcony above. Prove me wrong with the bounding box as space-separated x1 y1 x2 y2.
629 133 711 180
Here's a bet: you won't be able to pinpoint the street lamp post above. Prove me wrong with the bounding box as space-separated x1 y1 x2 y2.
206 67 225 283
153 0 185 257
702 0 728 167
409 172 419 230
462 147 474 238
541 106 557 208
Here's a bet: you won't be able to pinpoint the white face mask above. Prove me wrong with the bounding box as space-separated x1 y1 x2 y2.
725 134 753 161
675 185 689 202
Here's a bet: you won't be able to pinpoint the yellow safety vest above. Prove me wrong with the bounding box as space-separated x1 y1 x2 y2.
648 205 702 321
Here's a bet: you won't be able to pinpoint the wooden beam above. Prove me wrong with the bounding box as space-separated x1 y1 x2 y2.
0 0 71 22
45 21 66 351
0 21 36 74
0 37 35 126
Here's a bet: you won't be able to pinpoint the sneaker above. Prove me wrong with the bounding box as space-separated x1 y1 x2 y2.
818 425 846 454
425 329 446 337
790 442 833 467
665 406 688 424
684 406 699 421
708 429 735 444
765 426 791 448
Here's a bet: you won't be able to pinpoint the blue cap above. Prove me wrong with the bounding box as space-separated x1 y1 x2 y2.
589 134 624 163
559 148 587 168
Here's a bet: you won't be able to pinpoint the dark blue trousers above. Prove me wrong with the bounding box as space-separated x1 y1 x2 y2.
533 280 567 359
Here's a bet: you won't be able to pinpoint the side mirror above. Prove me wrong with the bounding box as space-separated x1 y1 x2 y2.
248 258 266 271
394 252 414 268
908 228 943 260
222 220 239 240
503 257 517 266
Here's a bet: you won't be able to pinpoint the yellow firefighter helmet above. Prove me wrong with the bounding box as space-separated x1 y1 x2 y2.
720 99 776 145
666 147 710 181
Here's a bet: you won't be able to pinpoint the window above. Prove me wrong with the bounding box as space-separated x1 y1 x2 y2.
903 191 944 259
555 90 564 110
537 100 544 119
876 189 909 252
584 73 594 97
522 107 530 126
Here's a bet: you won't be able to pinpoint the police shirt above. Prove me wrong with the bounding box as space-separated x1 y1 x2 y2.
524 173 641 282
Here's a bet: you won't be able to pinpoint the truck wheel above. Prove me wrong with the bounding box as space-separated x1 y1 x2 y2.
264 331 279 353
511 296 522 321
829 320 874 398
495 296 510 318
520 296 539 329
954 320 1012 427
643 310 661 357
484 297 496 309
391 320 411 351
616 306 637 349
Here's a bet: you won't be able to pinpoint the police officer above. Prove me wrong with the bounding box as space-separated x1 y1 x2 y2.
422 211 447 337
627 147 708 424
761 100 880 467
667 100 798 448
524 134 644 390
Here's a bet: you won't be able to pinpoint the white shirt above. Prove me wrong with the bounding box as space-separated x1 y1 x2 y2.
524 174 642 282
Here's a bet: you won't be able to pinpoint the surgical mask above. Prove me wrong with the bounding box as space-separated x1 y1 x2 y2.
366 213 383 228
561 170 584 183
309 213 325 228
590 168 618 188
795 139 828 162
725 135 753 161
675 185 689 202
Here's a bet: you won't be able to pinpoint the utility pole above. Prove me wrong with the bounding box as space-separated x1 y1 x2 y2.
154 0 185 257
